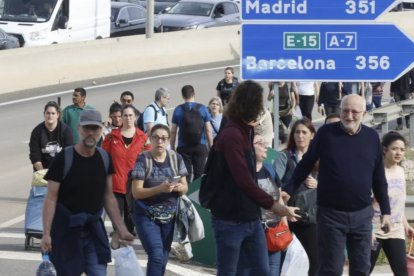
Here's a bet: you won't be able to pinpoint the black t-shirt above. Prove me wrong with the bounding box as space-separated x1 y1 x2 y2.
216 78 239 105
45 148 115 214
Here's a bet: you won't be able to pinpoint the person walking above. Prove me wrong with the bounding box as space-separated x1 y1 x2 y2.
216 66 239 106
370 82 385 109
62 87 95 143
40 109 135 276
207 80 299 276
102 101 123 139
171 85 213 183
267 82 297 144
317 82 342 117
288 94 391 275
29 101 73 171
253 134 286 276
295 81 319 121
275 118 319 276
391 69 414 130
208 96 224 139
130 124 188 276
370 131 414 275
102 104 150 237
142 87 170 134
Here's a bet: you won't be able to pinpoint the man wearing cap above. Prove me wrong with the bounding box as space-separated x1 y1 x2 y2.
40 109 135 276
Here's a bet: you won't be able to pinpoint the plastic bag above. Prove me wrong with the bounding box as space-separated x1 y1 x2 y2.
112 246 144 276
281 235 309 276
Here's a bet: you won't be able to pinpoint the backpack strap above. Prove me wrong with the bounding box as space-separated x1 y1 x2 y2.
210 120 219 135
166 150 179 176
148 104 158 122
96 147 110 175
63 146 109 180
63 146 74 180
143 151 153 179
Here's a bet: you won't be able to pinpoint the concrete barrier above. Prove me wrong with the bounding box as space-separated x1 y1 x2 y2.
0 25 241 94
0 10 413 95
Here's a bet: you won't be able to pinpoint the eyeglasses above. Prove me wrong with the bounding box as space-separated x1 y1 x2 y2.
254 140 267 147
340 109 364 115
151 135 169 143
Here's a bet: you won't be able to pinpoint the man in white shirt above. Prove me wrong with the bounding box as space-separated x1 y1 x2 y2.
143 88 170 133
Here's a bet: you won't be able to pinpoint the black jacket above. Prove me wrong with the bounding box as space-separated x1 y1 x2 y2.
209 119 274 221
391 69 414 95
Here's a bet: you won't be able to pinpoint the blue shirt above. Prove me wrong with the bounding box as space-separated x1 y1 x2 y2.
171 102 211 147
288 122 390 214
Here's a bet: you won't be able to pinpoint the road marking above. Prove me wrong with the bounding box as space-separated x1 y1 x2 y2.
0 215 25 230
0 65 238 107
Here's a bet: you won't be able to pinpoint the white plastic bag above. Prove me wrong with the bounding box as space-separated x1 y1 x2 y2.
112 246 144 276
281 235 309 276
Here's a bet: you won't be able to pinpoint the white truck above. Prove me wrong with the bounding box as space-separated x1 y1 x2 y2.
0 0 110 47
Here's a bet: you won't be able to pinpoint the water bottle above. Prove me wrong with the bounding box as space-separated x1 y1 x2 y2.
36 253 56 276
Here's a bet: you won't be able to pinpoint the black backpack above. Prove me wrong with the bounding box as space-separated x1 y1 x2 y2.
137 105 157 132
181 104 204 146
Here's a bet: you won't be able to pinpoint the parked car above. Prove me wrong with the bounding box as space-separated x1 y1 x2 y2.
156 0 240 32
0 28 19 50
111 2 161 37
114 0 179 14
392 1 414 11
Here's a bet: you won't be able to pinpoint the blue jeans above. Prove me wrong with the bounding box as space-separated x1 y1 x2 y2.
269 251 281 276
82 236 107 276
212 217 270 276
317 205 373 276
132 209 175 276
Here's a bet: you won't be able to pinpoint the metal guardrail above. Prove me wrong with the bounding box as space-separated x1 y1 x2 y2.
362 99 414 218
362 98 414 147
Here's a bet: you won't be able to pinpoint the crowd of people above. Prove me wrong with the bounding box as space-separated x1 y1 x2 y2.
27 66 414 275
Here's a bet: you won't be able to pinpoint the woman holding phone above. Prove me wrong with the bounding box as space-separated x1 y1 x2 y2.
130 124 188 276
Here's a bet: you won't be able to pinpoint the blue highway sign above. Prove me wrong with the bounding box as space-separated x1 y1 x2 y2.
241 0 399 21
241 23 414 81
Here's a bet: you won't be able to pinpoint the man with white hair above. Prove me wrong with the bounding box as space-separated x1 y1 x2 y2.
142 87 170 133
288 94 391 275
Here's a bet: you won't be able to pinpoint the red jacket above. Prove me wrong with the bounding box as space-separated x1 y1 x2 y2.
102 128 151 194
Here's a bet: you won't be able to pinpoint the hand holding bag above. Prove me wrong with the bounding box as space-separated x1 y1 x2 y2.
265 220 293 253
32 169 48 186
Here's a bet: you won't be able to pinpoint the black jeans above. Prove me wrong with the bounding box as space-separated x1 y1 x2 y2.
394 93 411 127
177 144 208 183
324 104 340 117
317 205 372 276
290 223 319 276
299 95 315 120
113 192 135 234
370 238 408 276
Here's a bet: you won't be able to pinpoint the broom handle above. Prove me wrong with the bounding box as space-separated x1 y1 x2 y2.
408 235 414 255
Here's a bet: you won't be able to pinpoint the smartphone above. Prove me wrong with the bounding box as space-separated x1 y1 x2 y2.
169 176 181 184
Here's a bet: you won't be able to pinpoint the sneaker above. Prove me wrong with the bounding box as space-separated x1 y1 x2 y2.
396 125 403 131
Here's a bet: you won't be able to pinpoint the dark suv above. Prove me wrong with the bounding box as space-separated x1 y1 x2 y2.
0 28 19 50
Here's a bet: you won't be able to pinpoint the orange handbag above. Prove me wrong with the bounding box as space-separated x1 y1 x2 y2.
265 220 293 253
407 235 414 275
